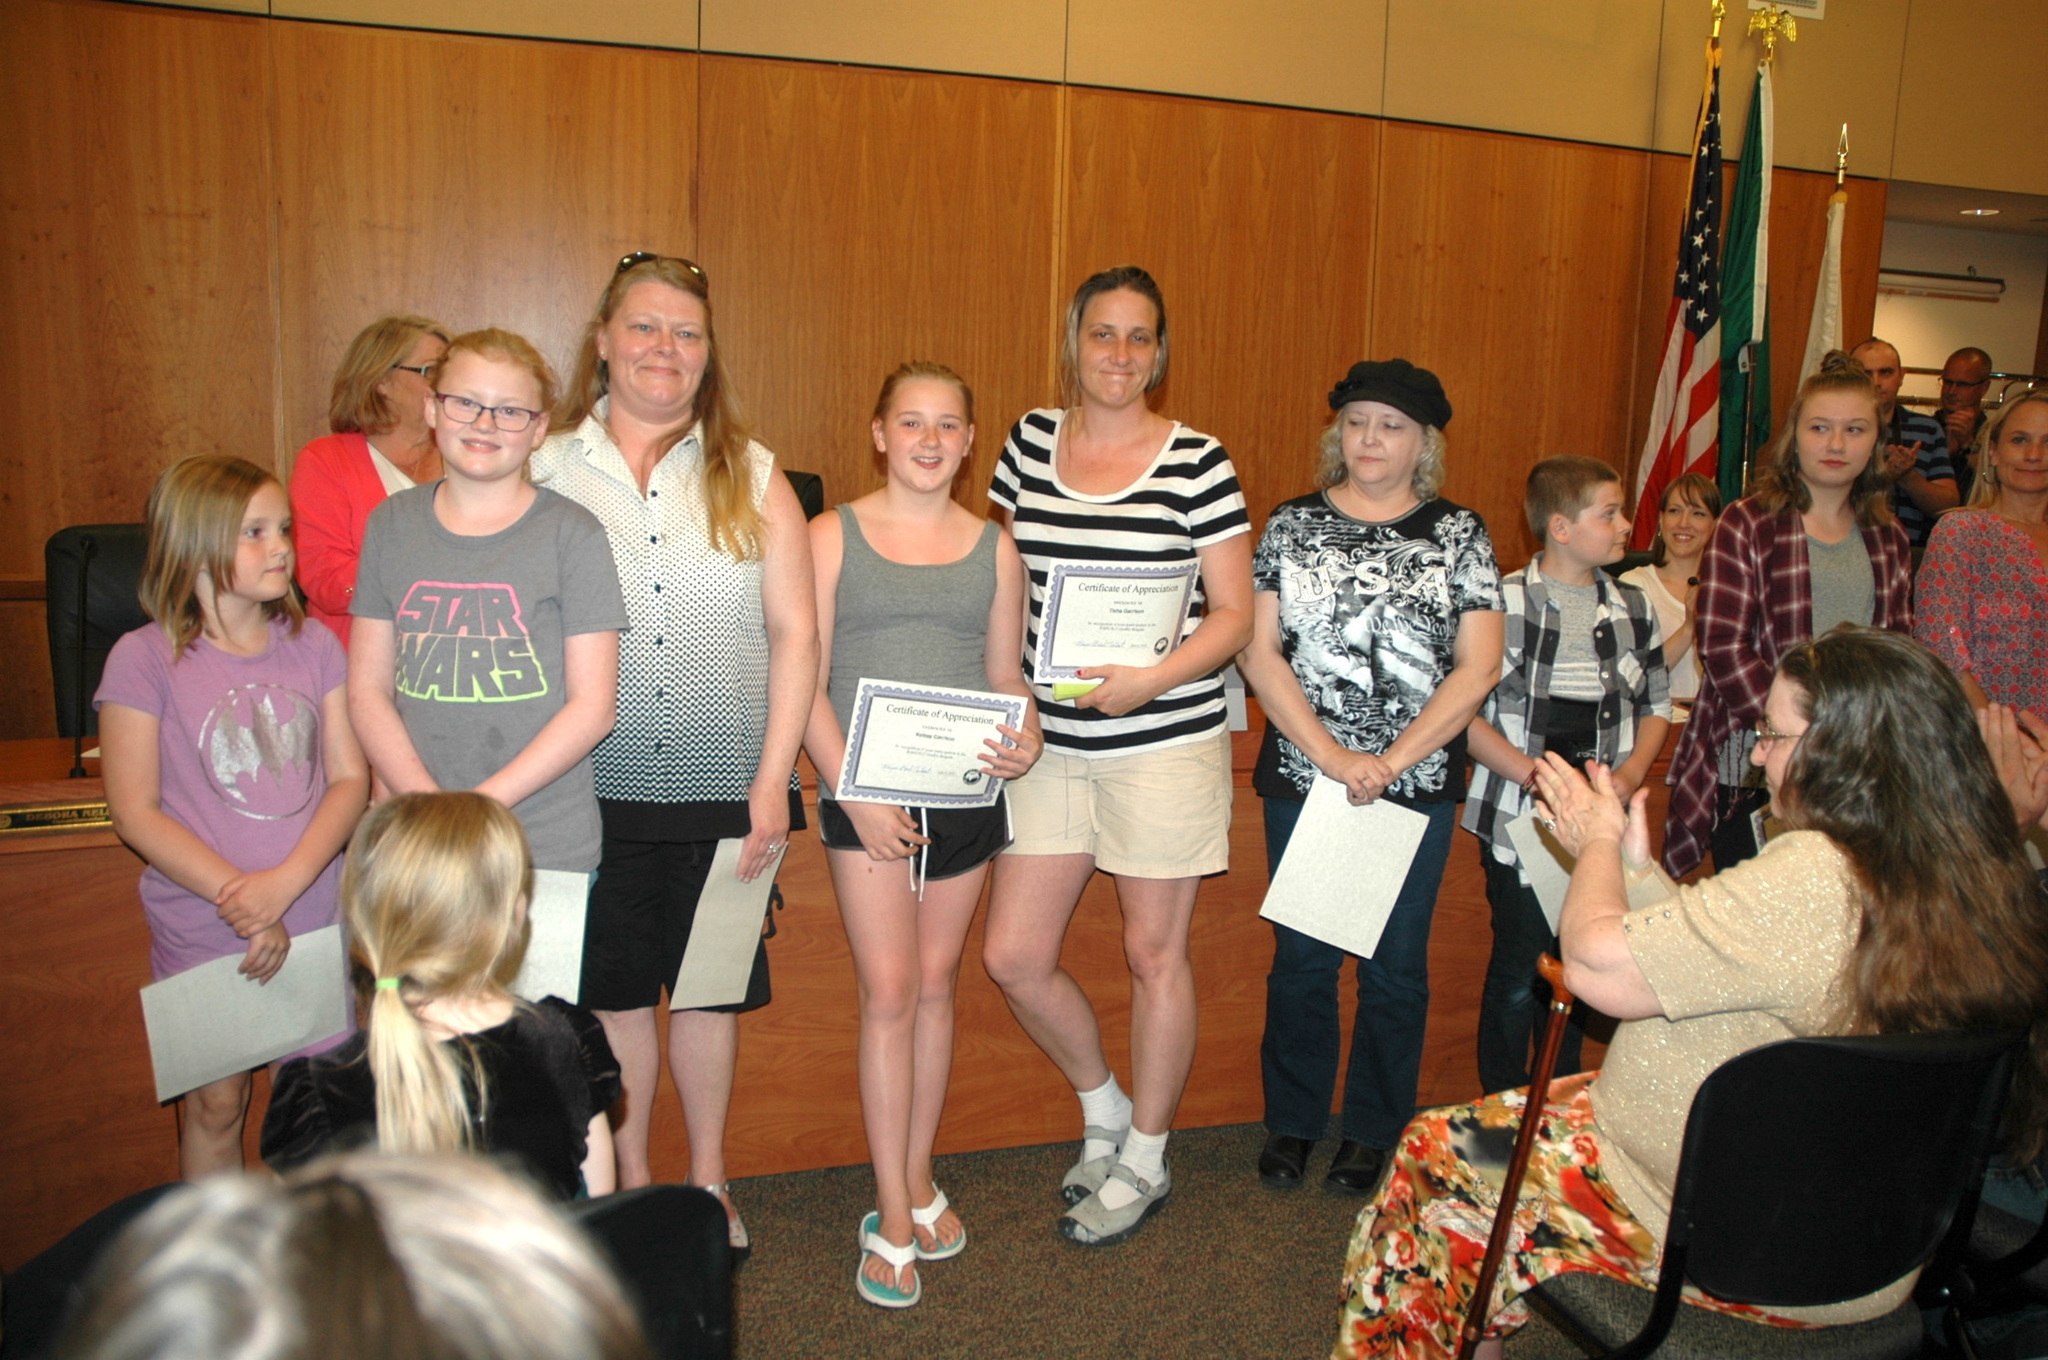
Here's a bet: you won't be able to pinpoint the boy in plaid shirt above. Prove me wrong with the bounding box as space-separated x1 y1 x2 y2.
1463 457 1670 1093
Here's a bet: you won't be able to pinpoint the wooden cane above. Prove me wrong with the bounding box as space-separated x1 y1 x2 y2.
1456 954 1577 1360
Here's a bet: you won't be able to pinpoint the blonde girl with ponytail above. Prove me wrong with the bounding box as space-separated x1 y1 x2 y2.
262 793 621 1200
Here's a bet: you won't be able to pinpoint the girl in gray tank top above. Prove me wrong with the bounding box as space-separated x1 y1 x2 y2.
801 364 1041 1310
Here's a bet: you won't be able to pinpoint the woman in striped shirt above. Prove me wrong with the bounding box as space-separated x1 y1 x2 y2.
983 266 1253 1246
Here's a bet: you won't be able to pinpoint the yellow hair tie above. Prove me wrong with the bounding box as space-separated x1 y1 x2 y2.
374 977 402 991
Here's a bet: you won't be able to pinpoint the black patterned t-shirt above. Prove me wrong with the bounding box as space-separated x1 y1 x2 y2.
1251 492 1502 803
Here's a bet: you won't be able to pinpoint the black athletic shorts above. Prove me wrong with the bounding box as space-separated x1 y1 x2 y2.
816 794 1011 882
578 835 772 1013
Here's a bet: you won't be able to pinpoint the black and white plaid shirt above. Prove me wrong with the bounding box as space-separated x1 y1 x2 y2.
1463 557 1670 866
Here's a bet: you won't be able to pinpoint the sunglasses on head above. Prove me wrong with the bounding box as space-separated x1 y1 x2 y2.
615 251 708 288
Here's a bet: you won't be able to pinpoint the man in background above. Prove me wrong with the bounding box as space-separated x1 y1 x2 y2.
1938 346 1995 500
1853 337 1956 549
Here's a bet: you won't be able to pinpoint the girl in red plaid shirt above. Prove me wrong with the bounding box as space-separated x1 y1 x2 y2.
1663 353 1912 878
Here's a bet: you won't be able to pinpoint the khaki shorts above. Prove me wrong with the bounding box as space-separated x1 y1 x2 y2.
1003 728 1232 878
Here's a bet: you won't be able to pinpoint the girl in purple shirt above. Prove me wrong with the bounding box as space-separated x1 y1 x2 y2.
98 456 369 1178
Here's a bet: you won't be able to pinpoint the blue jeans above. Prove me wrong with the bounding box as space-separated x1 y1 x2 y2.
1477 853 1585 1094
1259 794 1458 1149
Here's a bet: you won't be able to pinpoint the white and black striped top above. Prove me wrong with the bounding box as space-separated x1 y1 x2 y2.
989 407 1250 758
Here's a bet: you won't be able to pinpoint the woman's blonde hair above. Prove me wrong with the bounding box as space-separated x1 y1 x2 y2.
55 1153 652 1360
328 314 450 435
872 360 975 426
1748 350 1892 526
139 456 304 659
1314 416 1448 500
433 328 560 424
557 256 762 559
341 792 532 1156
1966 389 2048 509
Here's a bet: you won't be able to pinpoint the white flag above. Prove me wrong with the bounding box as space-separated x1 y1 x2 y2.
1799 190 1846 381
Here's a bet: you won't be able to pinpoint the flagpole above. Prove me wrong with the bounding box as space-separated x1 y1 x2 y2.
1738 5 1797 492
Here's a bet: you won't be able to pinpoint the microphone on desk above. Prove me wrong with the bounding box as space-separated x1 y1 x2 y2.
70 534 97 779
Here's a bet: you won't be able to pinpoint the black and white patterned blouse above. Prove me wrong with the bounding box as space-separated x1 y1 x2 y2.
533 406 796 839
1251 492 1502 804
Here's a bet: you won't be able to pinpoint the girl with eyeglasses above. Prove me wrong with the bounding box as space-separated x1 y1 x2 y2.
347 329 627 933
1662 352 1912 878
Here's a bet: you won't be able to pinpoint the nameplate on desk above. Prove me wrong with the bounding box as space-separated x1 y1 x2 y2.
0 799 113 835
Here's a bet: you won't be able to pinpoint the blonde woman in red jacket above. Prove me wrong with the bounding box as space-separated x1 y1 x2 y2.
289 314 449 648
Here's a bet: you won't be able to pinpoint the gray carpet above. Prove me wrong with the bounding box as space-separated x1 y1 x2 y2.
728 1123 1365 1359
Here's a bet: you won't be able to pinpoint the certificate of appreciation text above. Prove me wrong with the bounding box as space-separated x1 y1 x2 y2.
835 679 1027 809
1032 560 1198 683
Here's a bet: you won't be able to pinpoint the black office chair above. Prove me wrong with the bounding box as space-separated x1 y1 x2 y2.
570 1184 733 1360
1502 1030 2017 1359
783 469 824 520
0 1183 181 1360
1934 1185 2048 1358
44 524 150 739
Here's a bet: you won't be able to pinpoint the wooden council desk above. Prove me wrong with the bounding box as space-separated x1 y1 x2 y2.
0 723 1677 1269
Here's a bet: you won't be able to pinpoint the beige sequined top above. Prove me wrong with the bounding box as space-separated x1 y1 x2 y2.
1590 829 1916 1324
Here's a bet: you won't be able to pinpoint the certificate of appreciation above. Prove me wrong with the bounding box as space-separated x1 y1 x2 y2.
835 679 1027 808
1032 560 1198 683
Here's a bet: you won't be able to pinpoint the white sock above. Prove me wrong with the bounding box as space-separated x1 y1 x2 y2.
1076 1076 1131 1163
1096 1127 1169 1210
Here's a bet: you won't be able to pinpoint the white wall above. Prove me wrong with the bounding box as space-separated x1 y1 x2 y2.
1873 221 2046 406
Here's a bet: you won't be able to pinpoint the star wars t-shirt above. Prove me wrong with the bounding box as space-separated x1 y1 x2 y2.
355 485 627 870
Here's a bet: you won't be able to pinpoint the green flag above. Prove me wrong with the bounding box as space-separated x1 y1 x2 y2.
1719 63 1773 504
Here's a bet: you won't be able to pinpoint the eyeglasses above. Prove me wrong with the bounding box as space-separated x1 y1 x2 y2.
390 363 434 378
1941 374 1991 388
616 251 708 287
1753 719 1807 750
431 393 543 432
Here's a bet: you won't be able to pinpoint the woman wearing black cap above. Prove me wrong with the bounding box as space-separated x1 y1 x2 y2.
1236 360 1504 1196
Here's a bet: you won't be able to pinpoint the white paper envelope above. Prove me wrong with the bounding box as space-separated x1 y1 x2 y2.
673 839 786 1009
1502 811 1577 932
140 924 350 1102
508 868 592 1005
1257 777 1429 958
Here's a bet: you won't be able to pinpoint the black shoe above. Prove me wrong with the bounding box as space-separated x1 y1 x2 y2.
1257 1133 1315 1188
1324 1140 1386 1195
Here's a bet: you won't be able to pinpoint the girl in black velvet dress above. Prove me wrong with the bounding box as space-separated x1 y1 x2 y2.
262 792 620 1200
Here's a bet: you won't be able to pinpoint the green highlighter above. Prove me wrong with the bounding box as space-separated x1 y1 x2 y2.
1052 680 1103 701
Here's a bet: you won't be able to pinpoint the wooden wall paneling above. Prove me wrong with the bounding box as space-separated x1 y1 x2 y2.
1760 173 1888 424
1061 88 1380 531
0 818 172 1269
269 22 700 474
1369 122 1651 567
695 57 1060 515
701 0 1066 84
0 0 278 579
1066 0 1384 117
0 605 57 741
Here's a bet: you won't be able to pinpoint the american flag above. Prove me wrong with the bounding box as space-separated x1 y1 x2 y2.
1631 38 1723 549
